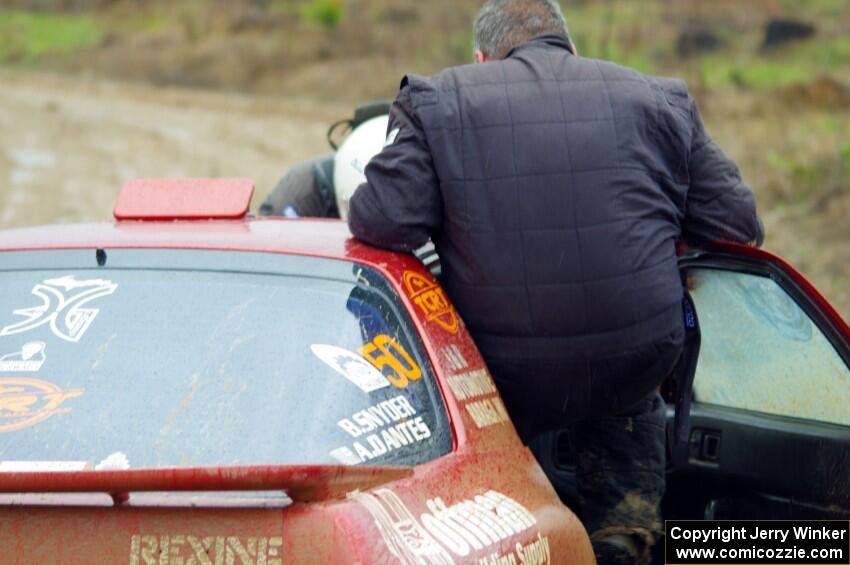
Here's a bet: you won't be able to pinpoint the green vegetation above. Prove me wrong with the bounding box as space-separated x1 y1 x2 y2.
300 0 345 30
268 0 345 30
0 10 101 62
701 58 812 90
567 0 662 75
269 0 345 30
134 14 166 34
562 1 850 90
843 144 850 185
697 37 850 90
779 0 847 18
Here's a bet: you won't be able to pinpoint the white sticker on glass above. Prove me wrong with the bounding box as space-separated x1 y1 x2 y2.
333 395 431 464
0 276 118 343
0 341 46 372
329 446 361 466
311 344 391 393
95 451 130 470
0 460 88 472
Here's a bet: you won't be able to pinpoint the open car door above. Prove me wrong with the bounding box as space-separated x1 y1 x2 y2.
666 242 850 520
531 242 850 523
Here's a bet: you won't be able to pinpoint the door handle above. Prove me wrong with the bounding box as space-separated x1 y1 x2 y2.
689 428 721 463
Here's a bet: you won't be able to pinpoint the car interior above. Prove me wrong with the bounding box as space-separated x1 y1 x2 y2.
529 248 850 561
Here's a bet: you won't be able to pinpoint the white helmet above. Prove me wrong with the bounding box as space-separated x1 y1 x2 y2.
333 115 389 221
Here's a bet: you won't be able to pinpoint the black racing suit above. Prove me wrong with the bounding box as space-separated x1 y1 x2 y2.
259 154 337 218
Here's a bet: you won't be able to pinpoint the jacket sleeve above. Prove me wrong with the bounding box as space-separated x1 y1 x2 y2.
347 84 443 251
259 154 336 217
683 98 765 247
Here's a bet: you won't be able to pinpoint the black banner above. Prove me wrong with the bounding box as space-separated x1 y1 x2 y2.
665 520 850 564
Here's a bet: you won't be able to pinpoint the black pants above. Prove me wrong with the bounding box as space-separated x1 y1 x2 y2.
484 328 683 554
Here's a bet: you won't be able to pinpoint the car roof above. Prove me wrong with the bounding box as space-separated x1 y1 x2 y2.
0 217 399 268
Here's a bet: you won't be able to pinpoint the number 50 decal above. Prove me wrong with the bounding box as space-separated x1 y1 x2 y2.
359 335 422 389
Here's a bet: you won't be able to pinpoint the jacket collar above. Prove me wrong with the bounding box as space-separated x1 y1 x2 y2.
505 34 574 58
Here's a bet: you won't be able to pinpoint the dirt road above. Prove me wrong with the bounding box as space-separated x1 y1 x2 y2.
0 69 345 229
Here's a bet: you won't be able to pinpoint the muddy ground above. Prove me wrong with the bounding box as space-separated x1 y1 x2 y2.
0 68 344 227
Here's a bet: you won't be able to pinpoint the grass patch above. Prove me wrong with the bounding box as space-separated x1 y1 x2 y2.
0 10 102 62
699 56 812 90
271 0 344 30
447 30 474 65
133 14 166 34
842 144 850 185
567 0 665 74
793 36 850 67
696 33 850 90
302 0 344 30
778 0 848 19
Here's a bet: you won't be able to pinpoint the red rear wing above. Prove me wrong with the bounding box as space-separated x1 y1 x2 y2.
0 464 412 505
114 178 254 221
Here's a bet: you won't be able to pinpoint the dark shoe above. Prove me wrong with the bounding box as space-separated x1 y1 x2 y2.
592 534 650 565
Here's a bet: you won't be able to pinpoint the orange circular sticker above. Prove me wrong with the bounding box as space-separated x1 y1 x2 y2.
0 377 84 433
403 271 460 333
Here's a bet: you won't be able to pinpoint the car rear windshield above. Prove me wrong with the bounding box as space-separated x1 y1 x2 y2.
0 249 452 470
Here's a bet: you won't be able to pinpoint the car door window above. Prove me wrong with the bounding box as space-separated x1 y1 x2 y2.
689 267 850 426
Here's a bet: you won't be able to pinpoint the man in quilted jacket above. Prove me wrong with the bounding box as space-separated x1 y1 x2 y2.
348 1 763 562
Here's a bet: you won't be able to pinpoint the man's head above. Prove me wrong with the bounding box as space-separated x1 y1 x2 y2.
473 0 573 63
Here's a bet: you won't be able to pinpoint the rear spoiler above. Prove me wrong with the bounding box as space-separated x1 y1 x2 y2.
0 464 412 505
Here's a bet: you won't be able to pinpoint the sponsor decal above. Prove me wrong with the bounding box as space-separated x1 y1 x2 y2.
0 377 83 432
129 535 282 565
351 488 541 563
465 397 510 429
360 334 422 389
479 533 551 565
331 394 431 464
446 369 510 429
446 369 496 401
403 271 459 334
329 446 362 466
442 344 468 372
0 341 46 372
311 344 391 393
0 275 118 342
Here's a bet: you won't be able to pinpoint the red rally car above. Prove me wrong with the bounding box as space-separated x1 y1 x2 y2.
1 179 849 564
0 179 594 564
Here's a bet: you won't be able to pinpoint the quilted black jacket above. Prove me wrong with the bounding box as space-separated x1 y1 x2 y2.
348 34 763 359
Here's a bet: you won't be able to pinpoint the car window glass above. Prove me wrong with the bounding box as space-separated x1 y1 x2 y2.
689 267 850 426
0 250 452 469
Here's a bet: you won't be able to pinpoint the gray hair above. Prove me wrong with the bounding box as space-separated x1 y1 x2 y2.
473 0 570 60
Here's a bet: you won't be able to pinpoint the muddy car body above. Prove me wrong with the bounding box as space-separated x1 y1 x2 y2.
0 180 593 564
1 179 849 564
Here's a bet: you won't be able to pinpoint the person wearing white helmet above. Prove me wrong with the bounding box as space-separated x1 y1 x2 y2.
333 113 441 272
259 102 390 219
333 115 389 221
259 103 441 272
